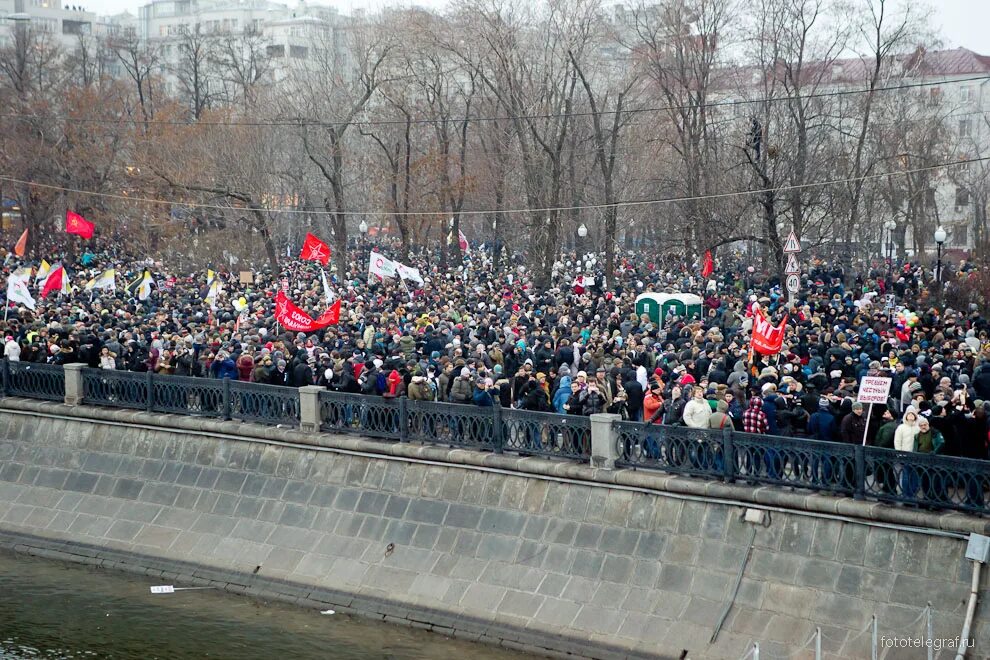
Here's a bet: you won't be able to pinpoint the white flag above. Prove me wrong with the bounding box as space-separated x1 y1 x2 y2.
6 270 36 310
137 270 154 301
35 259 51 285
320 267 335 304
85 268 115 292
204 278 222 309
368 251 398 279
396 262 424 285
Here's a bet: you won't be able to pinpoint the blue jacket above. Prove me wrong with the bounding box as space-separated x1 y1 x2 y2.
808 411 836 441
472 386 494 407
552 376 572 413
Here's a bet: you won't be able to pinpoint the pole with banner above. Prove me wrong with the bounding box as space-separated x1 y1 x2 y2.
856 370 893 446
783 230 801 310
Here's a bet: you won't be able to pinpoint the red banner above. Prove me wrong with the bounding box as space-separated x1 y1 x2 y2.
300 232 330 265
701 250 714 278
274 291 341 332
66 210 95 239
751 308 788 355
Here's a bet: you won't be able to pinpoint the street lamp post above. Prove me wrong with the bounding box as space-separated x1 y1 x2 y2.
884 220 896 278
577 223 588 256
358 219 368 253
934 226 947 305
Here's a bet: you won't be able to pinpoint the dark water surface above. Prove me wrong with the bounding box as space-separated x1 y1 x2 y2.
0 550 533 659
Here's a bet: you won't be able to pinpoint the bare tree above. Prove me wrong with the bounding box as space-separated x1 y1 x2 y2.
173 23 219 120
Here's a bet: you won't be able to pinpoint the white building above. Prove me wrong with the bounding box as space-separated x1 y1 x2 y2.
0 0 135 46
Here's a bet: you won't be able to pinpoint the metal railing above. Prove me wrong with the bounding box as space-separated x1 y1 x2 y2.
2 359 990 515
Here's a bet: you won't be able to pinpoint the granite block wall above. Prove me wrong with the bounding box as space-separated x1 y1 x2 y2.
0 407 987 659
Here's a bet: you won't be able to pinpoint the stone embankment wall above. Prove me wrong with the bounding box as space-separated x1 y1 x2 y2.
0 398 988 659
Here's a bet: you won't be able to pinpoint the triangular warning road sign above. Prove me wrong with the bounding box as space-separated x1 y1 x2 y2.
785 253 801 274
783 231 801 253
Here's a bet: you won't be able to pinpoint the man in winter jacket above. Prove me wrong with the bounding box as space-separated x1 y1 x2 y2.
683 386 711 429
839 402 868 443
449 367 474 404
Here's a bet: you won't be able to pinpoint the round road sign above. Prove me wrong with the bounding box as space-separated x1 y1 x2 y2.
786 274 800 293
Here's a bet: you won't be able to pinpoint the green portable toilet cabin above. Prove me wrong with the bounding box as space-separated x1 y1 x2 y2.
635 292 704 326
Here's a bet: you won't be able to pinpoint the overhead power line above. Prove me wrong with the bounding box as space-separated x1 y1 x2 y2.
0 155 984 217
0 74 985 128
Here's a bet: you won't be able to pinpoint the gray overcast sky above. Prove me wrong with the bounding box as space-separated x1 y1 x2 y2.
92 0 990 54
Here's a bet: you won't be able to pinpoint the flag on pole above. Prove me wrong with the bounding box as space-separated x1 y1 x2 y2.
320 267 335 304
85 269 116 292
751 308 789 356
274 292 341 332
40 266 64 299
61 269 72 296
35 259 51 285
300 233 331 265
124 271 144 297
13 228 27 257
701 250 714 278
207 269 216 286
204 277 222 309
65 210 95 239
368 251 398 279
395 262 424 285
6 269 35 310
137 270 154 301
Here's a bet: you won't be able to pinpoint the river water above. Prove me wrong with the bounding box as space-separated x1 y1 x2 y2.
0 551 532 659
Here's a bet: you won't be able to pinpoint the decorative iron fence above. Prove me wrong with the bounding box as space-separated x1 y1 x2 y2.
3 358 990 515
3 362 64 401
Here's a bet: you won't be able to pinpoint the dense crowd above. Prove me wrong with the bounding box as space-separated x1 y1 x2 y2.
2 234 989 466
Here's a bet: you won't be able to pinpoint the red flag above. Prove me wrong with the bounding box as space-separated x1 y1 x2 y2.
300 232 330 265
41 266 63 299
13 228 27 257
751 308 788 356
701 250 714 278
458 229 469 252
274 291 340 332
65 210 95 239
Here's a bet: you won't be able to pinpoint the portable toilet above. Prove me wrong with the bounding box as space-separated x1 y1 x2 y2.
635 292 704 326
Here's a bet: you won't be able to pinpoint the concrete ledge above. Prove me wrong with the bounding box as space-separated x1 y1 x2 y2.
3 397 988 536
0 529 674 660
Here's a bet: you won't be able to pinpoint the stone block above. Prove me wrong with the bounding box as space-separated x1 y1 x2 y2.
691 570 731 601
925 536 965 582
62 471 99 494
601 555 635 584
479 509 526 536
332 487 360 511
515 539 547 568
410 524 441 549
404 499 449 525
658 563 694 593
105 519 144 542
891 532 930 577
561 487 591 521
889 574 967 612
543 519 577 545
193 467 222 490
384 520 418 546
459 582 507 611
796 557 841 590
726 607 774 636
117 502 162 524
765 583 816 619
521 516 549 541
631 559 661 589
176 465 205 489
354 491 388 516
534 598 582 628
676 501 706 536
475 534 520 562
574 523 603 548
814 592 872 628
749 548 800 582
696 542 747 572
573 606 624 636
664 536 700 565
141 483 180 507
438 469 465 502
192 513 238 536
497 476 528 510
681 597 722 628
210 493 239 516
536 573 569 598
834 523 869 565
498 590 545 618
764 615 816 646
701 507 730 540
779 517 814 555
626 493 654 530
602 490 633 527
233 497 263 519
357 517 389 543
111 477 144 500
419 466 446 499
442 502 479 529
212 471 246 495
599 527 641 556
571 549 604 579
309 484 339 509
863 527 897 569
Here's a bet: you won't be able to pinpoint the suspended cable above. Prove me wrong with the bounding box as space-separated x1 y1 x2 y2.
0 155 983 217
0 74 985 128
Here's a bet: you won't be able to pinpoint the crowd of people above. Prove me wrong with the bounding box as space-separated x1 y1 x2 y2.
2 233 989 472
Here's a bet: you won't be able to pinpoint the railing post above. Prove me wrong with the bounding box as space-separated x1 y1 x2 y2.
492 404 503 454
298 385 323 433
145 371 154 412
222 377 232 420
722 427 735 483
854 443 866 500
1 358 9 396
398 396 409 442
63 363 85 405
590 413 621 470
